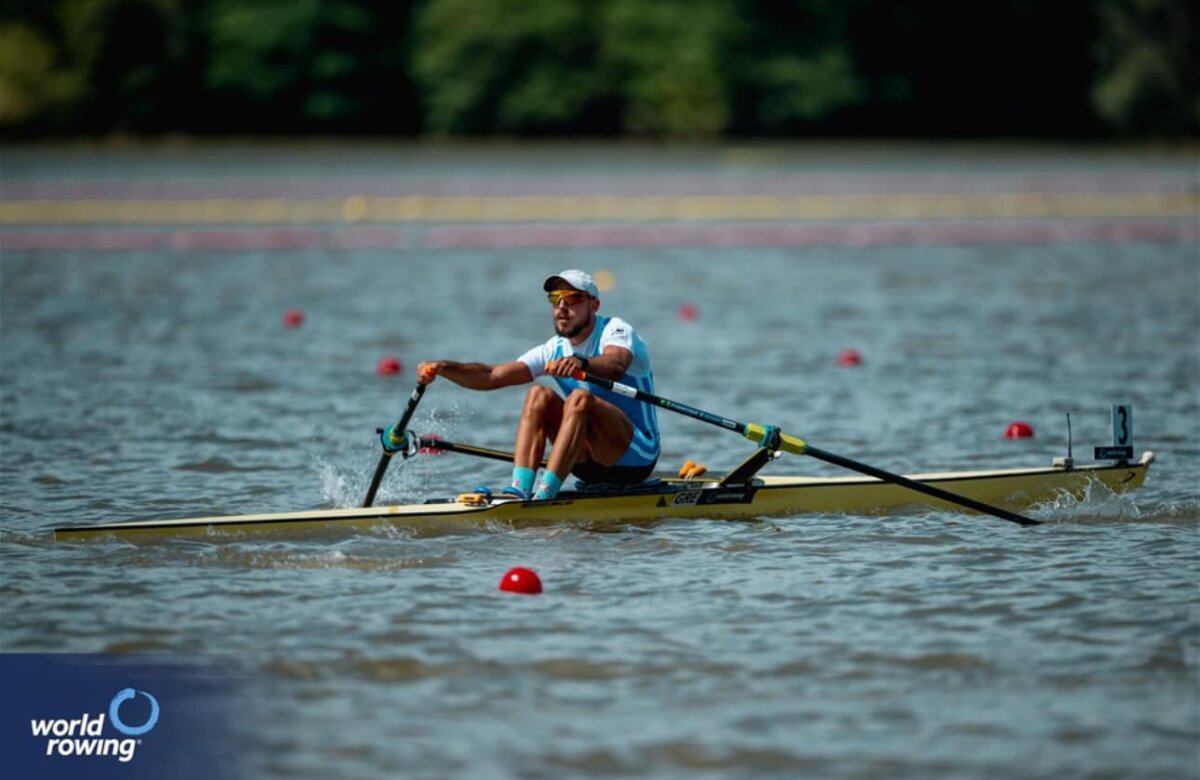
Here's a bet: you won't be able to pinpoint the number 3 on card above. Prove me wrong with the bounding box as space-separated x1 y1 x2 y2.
1111 405 1132 447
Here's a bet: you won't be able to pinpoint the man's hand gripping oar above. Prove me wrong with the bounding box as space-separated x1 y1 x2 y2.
361 363 439 508
571 371 1041 527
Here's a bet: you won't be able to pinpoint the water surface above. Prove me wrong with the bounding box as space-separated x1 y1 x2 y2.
1 147 1197 779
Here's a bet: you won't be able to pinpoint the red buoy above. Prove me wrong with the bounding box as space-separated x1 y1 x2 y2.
838 348 862 367
282 309 305 328
677 303 698 322
1005 421 1035 439
499 567 542 595
376 356 403 376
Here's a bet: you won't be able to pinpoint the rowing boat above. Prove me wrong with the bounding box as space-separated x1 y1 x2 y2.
53 450 1154 542
54 377 1151 541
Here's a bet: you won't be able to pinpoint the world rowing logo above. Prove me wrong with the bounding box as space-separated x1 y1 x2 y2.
30 688 160 762
109 688 160 736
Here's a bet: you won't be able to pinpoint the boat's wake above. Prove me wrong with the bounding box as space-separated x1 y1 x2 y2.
1035 479 1198 525
191 544 460 572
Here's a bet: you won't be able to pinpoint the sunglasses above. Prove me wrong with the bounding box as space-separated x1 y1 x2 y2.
547 290 590 307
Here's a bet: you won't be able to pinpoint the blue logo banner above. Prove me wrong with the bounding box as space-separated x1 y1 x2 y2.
1 654 253 780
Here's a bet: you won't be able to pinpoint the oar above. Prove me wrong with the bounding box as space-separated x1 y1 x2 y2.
362 382 428 508
574 372 1041 527
410 436 548 468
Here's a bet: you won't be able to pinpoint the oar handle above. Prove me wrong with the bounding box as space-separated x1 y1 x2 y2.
362 382 428 508
412 436 549 468
573 372 746 433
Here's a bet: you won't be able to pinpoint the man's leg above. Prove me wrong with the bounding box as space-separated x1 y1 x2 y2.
536 390 633 499
510 385 563 496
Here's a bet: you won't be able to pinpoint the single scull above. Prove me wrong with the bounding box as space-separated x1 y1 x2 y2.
53 447 1153 542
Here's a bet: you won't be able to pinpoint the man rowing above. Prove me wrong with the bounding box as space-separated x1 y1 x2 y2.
411 269 660 500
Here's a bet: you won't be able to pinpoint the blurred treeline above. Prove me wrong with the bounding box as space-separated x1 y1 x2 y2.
0 0 1195 139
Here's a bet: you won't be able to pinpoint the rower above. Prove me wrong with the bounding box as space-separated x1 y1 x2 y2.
406 270 661 500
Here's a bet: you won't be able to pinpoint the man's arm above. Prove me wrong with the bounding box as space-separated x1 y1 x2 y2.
545 346 632 381
419 360 533 390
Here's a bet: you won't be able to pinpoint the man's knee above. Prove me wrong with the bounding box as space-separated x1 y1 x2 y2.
562 389 594 417
523 384 559 412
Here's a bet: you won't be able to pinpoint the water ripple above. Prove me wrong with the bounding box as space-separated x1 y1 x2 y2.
2 237 1197 780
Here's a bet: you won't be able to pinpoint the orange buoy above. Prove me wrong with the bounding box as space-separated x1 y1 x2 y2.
838 349 862 367
677 303 698 322
282 309 305 328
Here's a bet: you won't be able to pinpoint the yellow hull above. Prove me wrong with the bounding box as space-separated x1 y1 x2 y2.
52 452 1154 542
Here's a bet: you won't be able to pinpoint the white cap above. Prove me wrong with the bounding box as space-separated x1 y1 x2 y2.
543 269 599 298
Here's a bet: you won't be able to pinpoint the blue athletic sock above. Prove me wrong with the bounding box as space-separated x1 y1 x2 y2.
511 466 536 496
533 471 564 500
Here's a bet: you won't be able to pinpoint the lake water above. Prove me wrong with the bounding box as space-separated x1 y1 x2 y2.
1 143 1197 779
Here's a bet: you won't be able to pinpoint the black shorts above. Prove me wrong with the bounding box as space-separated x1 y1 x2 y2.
570 459 657 487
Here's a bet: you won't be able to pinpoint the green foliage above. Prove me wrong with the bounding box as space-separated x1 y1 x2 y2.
756 50 862 123
413 0 603 134
0 0 190 132
741 47 863 132
1092 0 1198 135
0 23 82 126
598 0 732 136
0 0 1193 138
207 0 317 99
207 0 386 124
412 0 868 138
723 0 867 133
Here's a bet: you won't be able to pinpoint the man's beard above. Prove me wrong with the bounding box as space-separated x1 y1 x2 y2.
555 315 590 339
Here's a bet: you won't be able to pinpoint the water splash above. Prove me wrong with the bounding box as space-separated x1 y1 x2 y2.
1035 479 1198 525
303 396 495 509
315 458 359 508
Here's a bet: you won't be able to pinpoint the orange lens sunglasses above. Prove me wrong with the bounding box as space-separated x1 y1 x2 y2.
547 290 590 307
